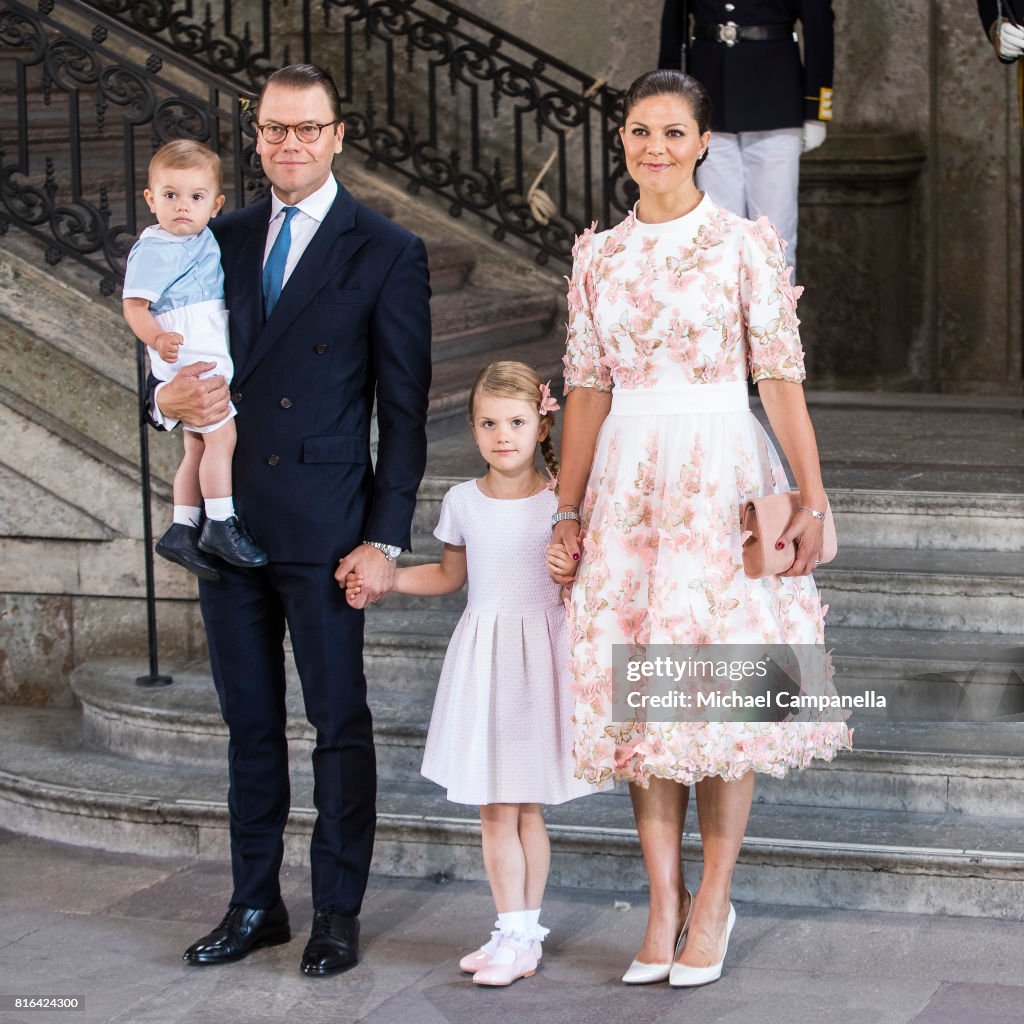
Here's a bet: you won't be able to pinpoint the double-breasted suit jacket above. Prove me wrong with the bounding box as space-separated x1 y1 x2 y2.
211 185 430 561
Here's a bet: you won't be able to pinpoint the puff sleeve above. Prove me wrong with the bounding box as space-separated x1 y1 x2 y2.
123 236 188 307
740 217 807 385
562 228 612 392
433 487 465 547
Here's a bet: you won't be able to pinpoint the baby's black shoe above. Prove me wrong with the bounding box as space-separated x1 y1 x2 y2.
199 516 269 568
156 523 222 582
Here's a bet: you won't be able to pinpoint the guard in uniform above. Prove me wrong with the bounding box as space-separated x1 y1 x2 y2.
978 0 1024 126
659 0 835 271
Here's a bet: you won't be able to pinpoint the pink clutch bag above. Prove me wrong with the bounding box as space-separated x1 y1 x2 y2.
739 492 837 579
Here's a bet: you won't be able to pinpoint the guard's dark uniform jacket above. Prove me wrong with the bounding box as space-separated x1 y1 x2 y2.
659 0 834 133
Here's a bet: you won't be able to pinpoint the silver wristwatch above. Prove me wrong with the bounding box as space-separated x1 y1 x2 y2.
551 510 581 528
364 540 402 561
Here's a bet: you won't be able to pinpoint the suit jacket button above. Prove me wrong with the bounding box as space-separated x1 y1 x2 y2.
280 397 293 409
315 344 328 354
231 391 242 403
267 454 280 466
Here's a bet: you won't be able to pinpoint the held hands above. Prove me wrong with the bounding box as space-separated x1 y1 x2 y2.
778 508 825 577
547 519 582 586
335 544 397 608
343 570 364 607
154 331 184 363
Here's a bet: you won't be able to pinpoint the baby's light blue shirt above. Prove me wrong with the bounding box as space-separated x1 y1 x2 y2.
123 225 225 314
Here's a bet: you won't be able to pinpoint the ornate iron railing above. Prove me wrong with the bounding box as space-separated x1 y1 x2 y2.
0 0 271 686
0 0 266 291
77 0 635 264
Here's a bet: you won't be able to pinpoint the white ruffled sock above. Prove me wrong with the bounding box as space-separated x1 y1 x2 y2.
496 910 531 950
480 921 502 955
524 907 550 945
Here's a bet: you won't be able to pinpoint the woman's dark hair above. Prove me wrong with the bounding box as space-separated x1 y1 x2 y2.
259 63 343 123
621 70 712 167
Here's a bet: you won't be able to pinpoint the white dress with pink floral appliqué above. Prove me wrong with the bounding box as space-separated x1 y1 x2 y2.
563 195 852 787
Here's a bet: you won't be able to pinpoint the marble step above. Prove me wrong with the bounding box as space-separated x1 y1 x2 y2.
817 548 1023 633
363 600 1024 708
2 704 1023 919
68 659 1024 816
410 476 1023 556
386 530 1024 633
429 285 556 361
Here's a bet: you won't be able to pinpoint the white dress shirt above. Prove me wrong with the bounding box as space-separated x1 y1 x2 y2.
263 173 338 284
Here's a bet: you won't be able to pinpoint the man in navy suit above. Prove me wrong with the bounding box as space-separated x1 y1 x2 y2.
152 64 431 975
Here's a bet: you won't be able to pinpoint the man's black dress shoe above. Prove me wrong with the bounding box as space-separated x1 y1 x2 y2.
155 523 221 582
198 516 269 568
301 910 359 976
183 901 291 965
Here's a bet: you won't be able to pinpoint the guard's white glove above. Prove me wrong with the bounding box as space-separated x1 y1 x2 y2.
997 21 1024 60
802 120 827 153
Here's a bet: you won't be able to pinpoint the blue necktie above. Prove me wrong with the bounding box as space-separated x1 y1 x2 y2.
262 206 298 318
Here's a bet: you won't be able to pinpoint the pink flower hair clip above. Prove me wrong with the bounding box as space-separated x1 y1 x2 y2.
538 380 560 416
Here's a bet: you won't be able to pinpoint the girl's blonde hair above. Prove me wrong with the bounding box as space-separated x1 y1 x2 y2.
468 361 559 482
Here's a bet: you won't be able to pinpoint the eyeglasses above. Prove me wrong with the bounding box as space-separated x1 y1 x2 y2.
256 121 339 144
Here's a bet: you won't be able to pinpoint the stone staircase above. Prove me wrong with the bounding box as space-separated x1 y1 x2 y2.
2 0 1023 923
1 397 1022 917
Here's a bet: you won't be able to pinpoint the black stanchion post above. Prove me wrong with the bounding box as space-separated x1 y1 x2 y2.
135 339 173 688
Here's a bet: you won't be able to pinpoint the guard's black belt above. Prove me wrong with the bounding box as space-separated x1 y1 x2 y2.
695 22 795 43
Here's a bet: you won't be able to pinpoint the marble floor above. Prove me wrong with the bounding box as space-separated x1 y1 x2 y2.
1 830 1022 1024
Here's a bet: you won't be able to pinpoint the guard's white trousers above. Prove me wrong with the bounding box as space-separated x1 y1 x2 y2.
697 127 803 270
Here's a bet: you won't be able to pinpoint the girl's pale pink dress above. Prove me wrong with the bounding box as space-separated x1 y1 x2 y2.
421 480 607 805
564 194 852 787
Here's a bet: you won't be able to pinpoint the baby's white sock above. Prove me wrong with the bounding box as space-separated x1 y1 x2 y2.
204 497 235 522
173 505 202 528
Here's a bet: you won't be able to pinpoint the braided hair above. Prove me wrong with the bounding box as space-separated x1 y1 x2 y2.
468 361 559 481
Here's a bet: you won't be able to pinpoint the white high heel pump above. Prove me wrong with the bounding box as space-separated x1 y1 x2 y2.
621 889 695 985
669 903 736 988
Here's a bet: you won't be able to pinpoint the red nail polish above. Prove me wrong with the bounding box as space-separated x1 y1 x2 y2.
775 541 785 550
573 553 579 560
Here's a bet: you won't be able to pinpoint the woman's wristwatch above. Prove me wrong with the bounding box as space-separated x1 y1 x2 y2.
551 504 580 528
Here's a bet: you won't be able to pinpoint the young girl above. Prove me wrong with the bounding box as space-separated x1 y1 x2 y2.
346 361 605 986
123 139 266 580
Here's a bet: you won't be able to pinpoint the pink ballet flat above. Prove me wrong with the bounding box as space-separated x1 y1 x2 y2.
459 930 501 973
471 938 538 987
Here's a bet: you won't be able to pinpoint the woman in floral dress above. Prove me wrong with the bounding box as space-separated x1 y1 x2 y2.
549 70 851 987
